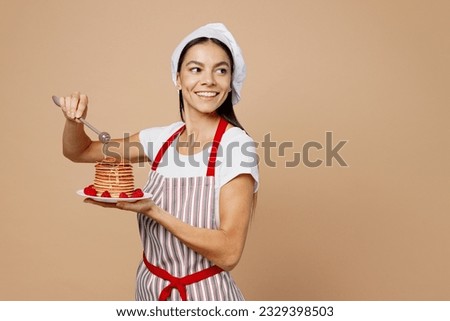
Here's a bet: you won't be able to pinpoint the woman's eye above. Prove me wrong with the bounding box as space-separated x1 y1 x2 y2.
217 68 228 74
190 67 201 73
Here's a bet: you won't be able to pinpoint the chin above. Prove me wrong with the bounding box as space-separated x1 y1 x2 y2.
196 107 220 116
191 102 222 114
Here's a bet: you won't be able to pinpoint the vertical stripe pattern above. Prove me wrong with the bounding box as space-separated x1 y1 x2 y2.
135 118 244 301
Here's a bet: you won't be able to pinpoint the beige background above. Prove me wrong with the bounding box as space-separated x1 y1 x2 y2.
1 0 449 300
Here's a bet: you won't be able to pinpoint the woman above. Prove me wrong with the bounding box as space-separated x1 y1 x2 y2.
59 23 259 301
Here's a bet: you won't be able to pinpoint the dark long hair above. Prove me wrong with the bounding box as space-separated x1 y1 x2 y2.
178 37 257 217
177 37 245 131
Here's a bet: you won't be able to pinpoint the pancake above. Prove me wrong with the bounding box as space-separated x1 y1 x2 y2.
91 158 135 197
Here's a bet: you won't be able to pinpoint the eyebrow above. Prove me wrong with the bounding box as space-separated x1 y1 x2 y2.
185 60 230 68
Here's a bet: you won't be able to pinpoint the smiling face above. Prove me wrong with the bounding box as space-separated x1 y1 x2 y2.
176 40 232 117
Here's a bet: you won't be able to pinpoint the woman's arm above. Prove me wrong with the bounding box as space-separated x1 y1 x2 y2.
154 173 255 271
59 92 146 163
87 173 255 271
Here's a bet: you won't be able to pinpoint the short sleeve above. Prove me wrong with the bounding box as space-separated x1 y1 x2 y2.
139 127 158 161
218 128 259 193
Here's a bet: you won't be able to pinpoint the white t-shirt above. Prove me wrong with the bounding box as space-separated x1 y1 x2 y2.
139 121 259 224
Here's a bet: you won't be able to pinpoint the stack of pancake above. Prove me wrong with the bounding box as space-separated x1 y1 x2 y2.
93 157 134 197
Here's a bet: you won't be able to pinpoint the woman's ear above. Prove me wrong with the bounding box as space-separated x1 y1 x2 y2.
176 74 182 90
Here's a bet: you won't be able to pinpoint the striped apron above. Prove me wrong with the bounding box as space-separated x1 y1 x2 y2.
136 118 244 301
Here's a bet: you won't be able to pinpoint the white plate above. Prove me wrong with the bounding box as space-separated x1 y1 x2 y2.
76 190 152 203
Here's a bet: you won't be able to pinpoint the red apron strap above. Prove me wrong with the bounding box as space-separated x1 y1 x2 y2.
151 124 186 171
151 118 228 175
143 252 223 301
206 117 228 177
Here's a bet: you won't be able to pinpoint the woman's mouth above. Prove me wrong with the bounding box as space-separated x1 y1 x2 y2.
196 91 219 98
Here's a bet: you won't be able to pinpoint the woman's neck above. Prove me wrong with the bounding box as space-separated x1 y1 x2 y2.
183 109 220 142
178 109 221 155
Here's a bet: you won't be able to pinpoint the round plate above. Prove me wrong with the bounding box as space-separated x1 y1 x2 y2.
76 190 152 203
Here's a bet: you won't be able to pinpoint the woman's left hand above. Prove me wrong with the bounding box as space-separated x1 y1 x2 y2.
84 198 159 218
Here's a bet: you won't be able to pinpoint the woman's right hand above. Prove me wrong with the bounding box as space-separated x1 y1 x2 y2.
59 91 88 123
59 91 146 164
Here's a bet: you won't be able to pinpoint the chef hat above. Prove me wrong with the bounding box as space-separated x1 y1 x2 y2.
171 23 246 105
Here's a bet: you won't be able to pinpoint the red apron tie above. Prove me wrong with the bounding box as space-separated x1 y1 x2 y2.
143 253 223 301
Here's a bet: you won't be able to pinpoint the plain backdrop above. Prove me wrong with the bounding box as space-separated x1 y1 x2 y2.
1 0 449 300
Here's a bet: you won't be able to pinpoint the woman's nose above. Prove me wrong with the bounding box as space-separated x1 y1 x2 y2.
201 71 216 86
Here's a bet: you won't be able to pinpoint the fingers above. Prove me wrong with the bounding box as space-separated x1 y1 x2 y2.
83 198 156 215
116 201 140 211
60 91 88 122
70 92 80 119
116 199 154 213
77 94 88 119
83 198 147 211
